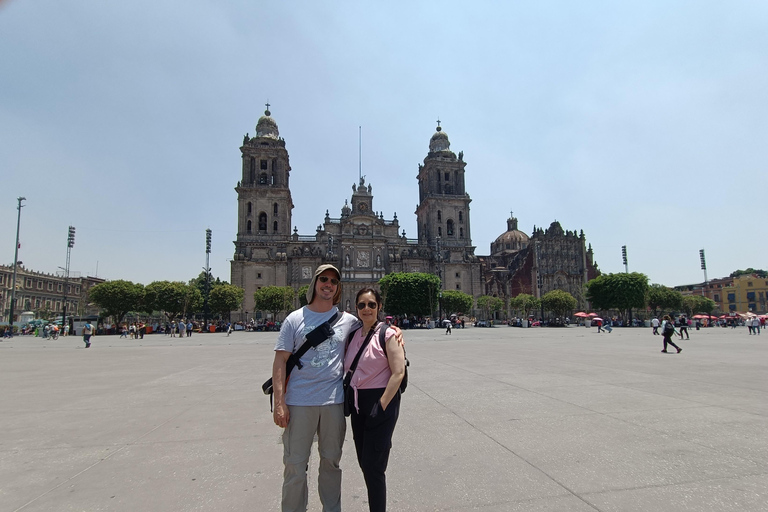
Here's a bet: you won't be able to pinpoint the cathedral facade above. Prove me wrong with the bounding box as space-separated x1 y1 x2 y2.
231 108 598 319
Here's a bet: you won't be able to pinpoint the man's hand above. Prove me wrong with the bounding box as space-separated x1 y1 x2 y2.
274 402 290 428
391 325 405 348
272 350 292 428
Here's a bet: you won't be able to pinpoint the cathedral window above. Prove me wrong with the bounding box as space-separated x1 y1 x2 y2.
444 172 450 182
447 219 454 236
258 213 267 231
247 220 252 234
273 203 278 216
260 159 268 170
247 202 252 215
250 158 256 180
437 210 442 221
273 221 278 233
459 227 464 238
459 211 463 223
438 227 442 237
259 173 268 185
455 272 461 278
456 283 461 290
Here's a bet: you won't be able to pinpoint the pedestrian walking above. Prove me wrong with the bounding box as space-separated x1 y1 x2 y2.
661 315 682 353
82 322 94 348
651 317 660 335
678 315 690 340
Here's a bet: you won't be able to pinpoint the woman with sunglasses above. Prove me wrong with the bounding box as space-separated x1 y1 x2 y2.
344 287 406 512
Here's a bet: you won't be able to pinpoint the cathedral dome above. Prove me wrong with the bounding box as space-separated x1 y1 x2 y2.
429 125 450 152
491 216 529 256
256 108 279 139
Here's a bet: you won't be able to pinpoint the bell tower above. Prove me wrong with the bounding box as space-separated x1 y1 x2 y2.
415 121 473 248
231 105 294 315
235 105 293 241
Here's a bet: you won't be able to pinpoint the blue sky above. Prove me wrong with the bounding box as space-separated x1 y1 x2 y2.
1 0 765 287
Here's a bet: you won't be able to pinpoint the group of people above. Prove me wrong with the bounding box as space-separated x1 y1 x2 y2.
119 323 147 339
747 316 762 334
271 264 407 512
164 320 194 337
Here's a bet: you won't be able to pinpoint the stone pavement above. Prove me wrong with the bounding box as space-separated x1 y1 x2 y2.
0 325 766 511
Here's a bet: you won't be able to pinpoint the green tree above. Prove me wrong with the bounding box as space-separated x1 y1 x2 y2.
298 285 310 307
541 289 577 317
253 286 296 320
476 295 504 320
585 272 649 318
509 293 541 318
209 284 244 319
145 281 201 320
647 284 683 316
379 272 441 317
189 271 226 296
36 304 55 321
89 280 145 325
730 268 767 278
682 295 717 318
440 290 474 316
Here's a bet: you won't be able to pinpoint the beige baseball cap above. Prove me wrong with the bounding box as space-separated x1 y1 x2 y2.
306 264 342 304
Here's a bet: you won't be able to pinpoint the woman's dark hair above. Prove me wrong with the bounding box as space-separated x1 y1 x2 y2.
355 288 383 309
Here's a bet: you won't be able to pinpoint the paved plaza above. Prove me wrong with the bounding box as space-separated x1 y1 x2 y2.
1 325 766 511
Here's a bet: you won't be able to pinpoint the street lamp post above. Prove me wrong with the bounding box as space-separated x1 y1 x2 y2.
61 226 75 333
621 245 628 273
204 229 212 330
8 197 26 337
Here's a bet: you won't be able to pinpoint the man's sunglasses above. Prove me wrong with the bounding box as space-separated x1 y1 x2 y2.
317 276 339 285
357 301 378 310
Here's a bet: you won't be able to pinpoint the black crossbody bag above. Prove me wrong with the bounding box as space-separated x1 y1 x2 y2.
342 323 380 417
262 312 340 411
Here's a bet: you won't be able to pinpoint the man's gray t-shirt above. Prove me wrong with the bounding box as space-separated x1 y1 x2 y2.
275 306 361 406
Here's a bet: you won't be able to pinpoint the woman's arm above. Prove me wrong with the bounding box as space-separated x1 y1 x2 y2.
379 334 406 410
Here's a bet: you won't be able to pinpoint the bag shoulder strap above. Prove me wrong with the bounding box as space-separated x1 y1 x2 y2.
293 311 339 359
347 322 380 379
380 325 406 360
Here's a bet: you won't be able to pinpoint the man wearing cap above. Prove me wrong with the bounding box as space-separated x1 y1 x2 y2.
272 264 401 512
271 264 360 512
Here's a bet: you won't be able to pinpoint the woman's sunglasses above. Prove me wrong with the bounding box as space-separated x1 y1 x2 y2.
317 276 339 285
356 301 378 310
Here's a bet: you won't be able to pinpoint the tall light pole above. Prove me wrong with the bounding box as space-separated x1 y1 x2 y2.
621 245 628 273
8 197 26 336
204 229 211 329
699 249 708 297
61 226 75 333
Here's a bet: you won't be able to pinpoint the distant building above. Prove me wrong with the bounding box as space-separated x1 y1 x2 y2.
479 216 600 316
675 277 733 313
0 265 104 323
231 108 599 319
